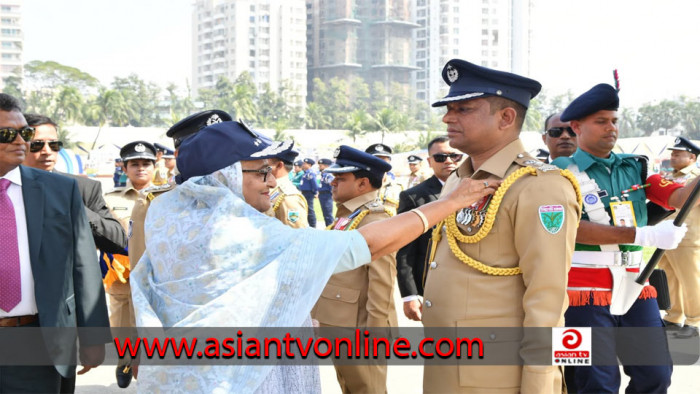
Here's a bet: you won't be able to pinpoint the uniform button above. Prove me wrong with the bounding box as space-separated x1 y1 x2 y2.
424 300 432 308
517 153 524 158
336 294 341 299
490 333 496 340
430 261 437 269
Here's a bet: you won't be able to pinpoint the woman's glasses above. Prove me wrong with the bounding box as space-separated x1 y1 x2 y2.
29 140 63 153
242 166 273 182
0 127 35 144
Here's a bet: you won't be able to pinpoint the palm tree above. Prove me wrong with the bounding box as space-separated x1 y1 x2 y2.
99 89 135 127
305 102 330 129
51 86 84 125
343 109 371 142
373 108 399 143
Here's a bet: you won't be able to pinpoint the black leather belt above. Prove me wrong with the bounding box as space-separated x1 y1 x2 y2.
0 314 39 327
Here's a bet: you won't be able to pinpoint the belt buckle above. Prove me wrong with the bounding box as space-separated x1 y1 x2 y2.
619 251 630 267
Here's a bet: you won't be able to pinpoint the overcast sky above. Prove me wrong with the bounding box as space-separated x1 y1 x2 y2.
22 0 700 108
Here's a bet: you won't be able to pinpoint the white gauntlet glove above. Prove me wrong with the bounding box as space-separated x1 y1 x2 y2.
634 220 688 250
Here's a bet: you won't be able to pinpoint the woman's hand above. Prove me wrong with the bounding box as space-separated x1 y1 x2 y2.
442 178 501 210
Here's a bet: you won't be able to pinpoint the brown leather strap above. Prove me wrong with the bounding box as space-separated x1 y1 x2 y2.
0 314 38 327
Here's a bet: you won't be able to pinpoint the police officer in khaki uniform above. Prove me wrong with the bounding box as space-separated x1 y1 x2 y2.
422 59 581 393
366 143 403 216
659 136 700 338
152 142 170 186
103 140 156 387
266 140 309 228
312 145 398 394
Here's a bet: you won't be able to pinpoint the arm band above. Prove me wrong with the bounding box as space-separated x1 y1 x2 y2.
646 173 683 210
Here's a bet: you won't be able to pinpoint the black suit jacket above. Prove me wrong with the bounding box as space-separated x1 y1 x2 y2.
396 175 443 297
59 172 127 254
20 166 111 377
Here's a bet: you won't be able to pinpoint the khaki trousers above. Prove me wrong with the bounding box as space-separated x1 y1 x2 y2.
659 246 700 326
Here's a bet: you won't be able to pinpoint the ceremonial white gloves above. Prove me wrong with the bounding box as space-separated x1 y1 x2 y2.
634 220 688 250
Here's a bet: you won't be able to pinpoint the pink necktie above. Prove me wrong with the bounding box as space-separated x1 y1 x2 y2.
0 178 21 312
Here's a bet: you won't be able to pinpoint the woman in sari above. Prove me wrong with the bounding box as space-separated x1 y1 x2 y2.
130 120 497 393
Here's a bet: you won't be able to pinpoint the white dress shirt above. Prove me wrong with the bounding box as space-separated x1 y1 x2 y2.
0 166 37 317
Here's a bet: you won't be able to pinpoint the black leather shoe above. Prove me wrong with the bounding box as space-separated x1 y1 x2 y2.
116 365 133 388
674 325 699 339
663 320 683 332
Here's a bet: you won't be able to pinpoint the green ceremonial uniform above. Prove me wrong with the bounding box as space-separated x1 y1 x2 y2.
553 149 648 253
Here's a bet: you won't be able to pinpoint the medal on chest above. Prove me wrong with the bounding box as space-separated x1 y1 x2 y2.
455 195 493 232
331 208 367 231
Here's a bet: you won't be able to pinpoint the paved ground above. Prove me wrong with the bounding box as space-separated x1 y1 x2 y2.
76 282 700 393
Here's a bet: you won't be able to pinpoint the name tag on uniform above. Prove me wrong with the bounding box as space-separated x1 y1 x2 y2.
112 207 128 210
610 201 636 227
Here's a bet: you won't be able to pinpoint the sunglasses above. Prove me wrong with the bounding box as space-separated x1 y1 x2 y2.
242 166 273 182
432 153 464 163
0 127 35 144
29 140 63 153
545 127 576 138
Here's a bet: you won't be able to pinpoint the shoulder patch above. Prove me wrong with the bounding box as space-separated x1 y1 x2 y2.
539 205 565 234
287 210 300 223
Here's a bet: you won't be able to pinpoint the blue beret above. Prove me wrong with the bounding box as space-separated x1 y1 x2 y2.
432 59 541 108
668 136 700 155
272 140 299 164
303 158 315 165
407 155 422 163
365 143 393 157
120 141 157 162
293 160 303 166
176 121 284 183
167 109 232 148
560 84 619 122
318 158 333 165
325 145 392 184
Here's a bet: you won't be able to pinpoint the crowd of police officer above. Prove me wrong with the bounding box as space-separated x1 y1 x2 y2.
7 57 700 394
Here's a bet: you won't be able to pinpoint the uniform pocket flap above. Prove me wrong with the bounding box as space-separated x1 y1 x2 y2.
320 284 361 304
456 317 524 343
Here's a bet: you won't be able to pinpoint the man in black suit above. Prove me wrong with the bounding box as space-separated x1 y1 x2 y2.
22 113 127 255
540 112 577 163
396 136 463 320
0 94 110 392
22 113 125 392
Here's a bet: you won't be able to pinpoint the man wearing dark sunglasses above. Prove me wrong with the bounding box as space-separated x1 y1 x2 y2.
0 94 110 392
396 136 462 321
23 113 127 255
540 112 577 163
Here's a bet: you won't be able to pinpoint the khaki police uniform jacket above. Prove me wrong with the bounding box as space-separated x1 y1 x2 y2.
379 178 402 216
129 182 175 268
152 160 169 186
312 190 397 394
104 182 144 296
265 175 309 228
422 139 580 394
659 164 700 326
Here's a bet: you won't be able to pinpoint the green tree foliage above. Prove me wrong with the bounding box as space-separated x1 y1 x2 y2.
111 74 161 126
636 100 682 135
10 59 700 143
